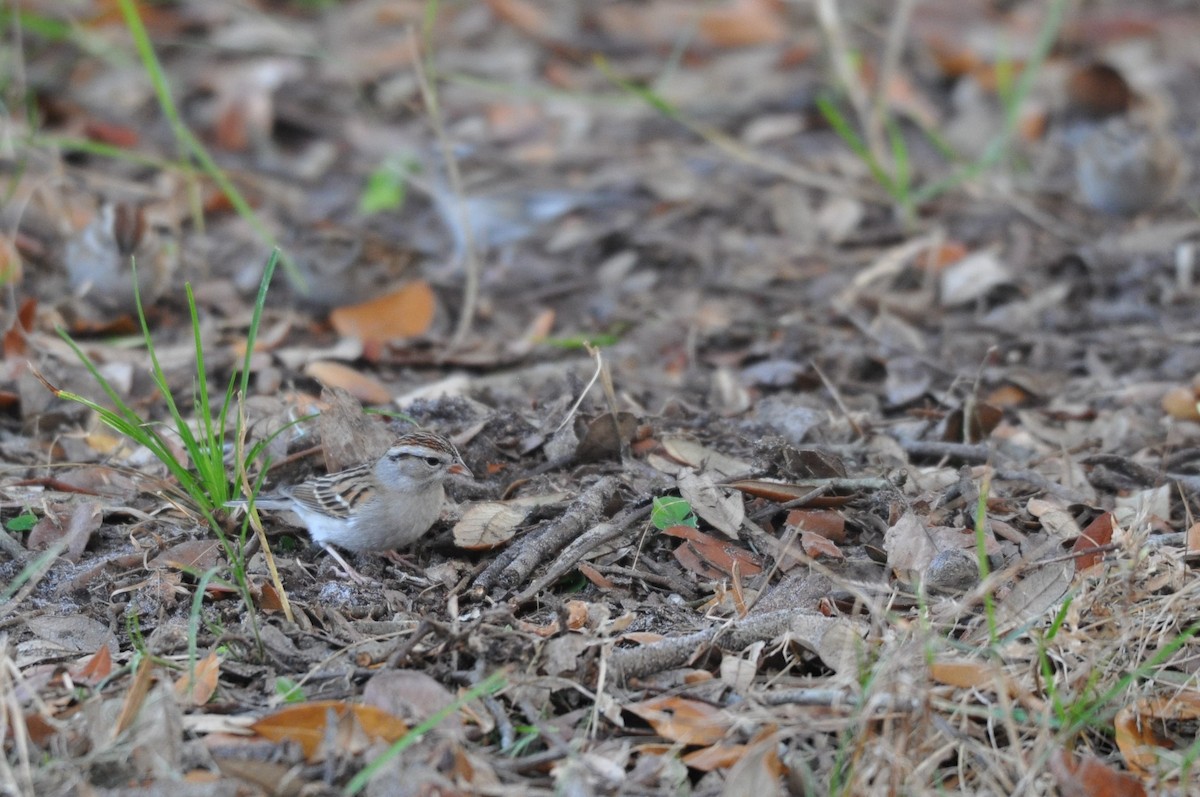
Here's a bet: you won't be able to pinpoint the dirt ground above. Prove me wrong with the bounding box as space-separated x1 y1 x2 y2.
3 1 1200 795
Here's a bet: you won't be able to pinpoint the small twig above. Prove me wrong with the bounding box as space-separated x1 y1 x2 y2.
480 476 619 594
899 439 993 464
554 346 603 434
514 500 653 603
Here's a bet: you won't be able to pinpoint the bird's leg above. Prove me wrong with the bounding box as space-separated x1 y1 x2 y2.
322 545 370 585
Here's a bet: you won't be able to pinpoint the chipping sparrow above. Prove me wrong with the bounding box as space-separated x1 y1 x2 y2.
63 201 178 313
1073 116 1188 216
227 431 471 583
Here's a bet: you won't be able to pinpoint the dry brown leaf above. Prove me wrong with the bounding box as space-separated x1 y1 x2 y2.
250 701 409 762
725 479 849 507
149 539 223 572
1161 385 1200 420
329 280 436 343
717 729 785 797
661 437 753 478
930 660 1001 690
453 501 529 550
115 655 157 736
1028 499 1082 540
578 562 615 589
1051 749 1147 797
27 501 102 563
72 645 113 686
3 296 34 361
985 560 1074 642
678 470 745 539
683 742 751 771
317 385 391 471
799 530 843 560
1187 522 1200 554
698 0 785 47
304 361 392 405
1115 692 1200 776
786 509 845 542
1072 512 1114 572
663 525 763 579
175 651 221 707
625 696 732 746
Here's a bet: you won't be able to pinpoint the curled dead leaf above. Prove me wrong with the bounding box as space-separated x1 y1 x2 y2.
250 701 409 762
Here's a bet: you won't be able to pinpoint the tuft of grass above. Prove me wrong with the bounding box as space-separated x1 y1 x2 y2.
45 251 280 532
40 251 292 646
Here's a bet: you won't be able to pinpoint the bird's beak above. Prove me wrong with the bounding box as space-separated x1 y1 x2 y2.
449 461 473 478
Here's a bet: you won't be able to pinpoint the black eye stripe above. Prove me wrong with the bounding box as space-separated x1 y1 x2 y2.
387 450 443 465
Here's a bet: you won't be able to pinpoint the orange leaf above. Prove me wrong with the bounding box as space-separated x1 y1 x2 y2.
1072 512 1114 572
115 655 156 736
1162 385 1200 420
578 562 615 589
329 280 436 343
3 296 35 360
259 582 285 613
1115 693 1200 775
250 701 409 761
625 696 732 746
799 530 843 560
664 526 763 578
930 660 995 690
699 0 785 47
483 0 552 38
73 645 113 685
683 742 748 771
175 651 220 706
786 509 845 542
304 361 392 405
1051 750 1147 797
1187 522 1200 555
564 600 589 631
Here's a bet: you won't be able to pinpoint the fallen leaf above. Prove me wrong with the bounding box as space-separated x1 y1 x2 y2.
329 280 436 343
625 696 732 746
72 645 113 685
799 530 843 560
664 525 763 579
724 479 849 507
304 361 392 405
250 701 409 762
1051 749 1147 797
1072 512 1114 572
678 470 745 539
786 509 845 542
175 652 221 707
453 501 530 550
699 0 785 47
1115 692 1200 776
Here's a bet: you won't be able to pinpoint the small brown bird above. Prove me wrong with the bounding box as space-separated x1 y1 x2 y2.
1074 116 1188 216
226 431 472 583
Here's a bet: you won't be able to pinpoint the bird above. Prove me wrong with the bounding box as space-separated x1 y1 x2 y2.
226 431 472 583
1073 115 1188 217
63 201 179 314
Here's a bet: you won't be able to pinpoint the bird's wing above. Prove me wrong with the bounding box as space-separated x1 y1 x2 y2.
281 464 376 520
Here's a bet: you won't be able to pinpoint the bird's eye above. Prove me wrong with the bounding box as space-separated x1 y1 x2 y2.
424 456 441 466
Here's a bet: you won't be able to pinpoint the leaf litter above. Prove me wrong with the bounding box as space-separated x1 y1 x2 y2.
3 1 1200 795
